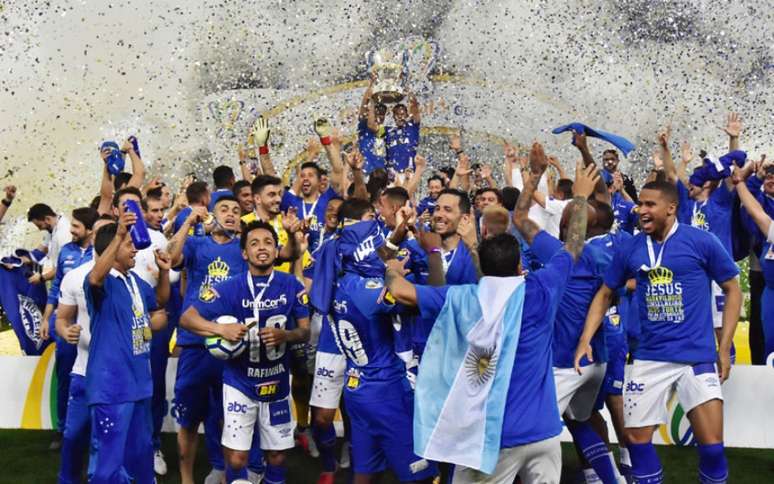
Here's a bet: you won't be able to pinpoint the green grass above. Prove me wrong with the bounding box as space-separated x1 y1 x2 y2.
0 429 771 483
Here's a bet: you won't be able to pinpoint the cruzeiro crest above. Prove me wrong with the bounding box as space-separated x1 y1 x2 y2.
18 294 44 351
464 344 498 387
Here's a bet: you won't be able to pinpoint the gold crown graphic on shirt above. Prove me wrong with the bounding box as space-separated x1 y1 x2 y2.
648 266 674 286
692 212 708 229
207 257 230 279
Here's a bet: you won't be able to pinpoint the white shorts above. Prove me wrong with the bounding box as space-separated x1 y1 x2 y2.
623 360 723 428
450 435 561 484
554 363 606 422
309 350 347 409
221 384 296 452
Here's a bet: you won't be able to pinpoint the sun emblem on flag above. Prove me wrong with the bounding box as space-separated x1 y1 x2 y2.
465 345 498 387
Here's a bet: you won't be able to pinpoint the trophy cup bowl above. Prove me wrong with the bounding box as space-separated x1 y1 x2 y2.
368 49 407 104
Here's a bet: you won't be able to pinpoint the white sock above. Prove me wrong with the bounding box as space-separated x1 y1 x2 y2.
583 468 603 484
608 451 624 477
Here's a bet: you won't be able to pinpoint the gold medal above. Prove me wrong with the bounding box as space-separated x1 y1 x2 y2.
133 306 144 318
143 326 153 341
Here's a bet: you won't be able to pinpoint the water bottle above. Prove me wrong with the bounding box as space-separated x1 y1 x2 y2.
128 135 141 157
123 199 152 250
101 141 125 176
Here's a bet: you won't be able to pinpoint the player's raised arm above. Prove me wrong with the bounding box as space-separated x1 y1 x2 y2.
573 284 614 375
563 162 598 261
88 209 134 288
734 166 772 235
384 257 417 306
123 138 146 189
512 142 548 245
657 125 678 184
253 117 276 177
572 131 609 204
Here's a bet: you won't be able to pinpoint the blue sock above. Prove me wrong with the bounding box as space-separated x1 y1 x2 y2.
698 443 728 483
313 423 337 472
568 421 619 484
628 442 664 483
225 464 248 483
264 464 286 484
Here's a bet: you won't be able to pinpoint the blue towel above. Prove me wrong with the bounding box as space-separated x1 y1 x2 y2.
310 220 386 314
689 151 746 186
414 276 526 474
552 122 635 156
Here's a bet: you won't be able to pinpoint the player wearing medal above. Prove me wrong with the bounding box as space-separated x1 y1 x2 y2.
385 92 421 175
181 221 310 484
166 195 249 484
574 180 742 484
360 73 388 174
84 209 170 484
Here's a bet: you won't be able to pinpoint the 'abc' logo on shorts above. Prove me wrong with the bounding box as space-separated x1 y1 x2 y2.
626 381 645 393
227 401 247 414
316 367 335 378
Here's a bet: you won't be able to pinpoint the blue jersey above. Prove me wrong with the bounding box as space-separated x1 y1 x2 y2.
173 207 206 237
604 223 739 364
416 249 573 447
84 270 157 404
677 181 734 257
194 271 309 401
416 196 438 217
179 236 246 345
761 227 774 290
385 121 420 172
357 119 386 174
47 243 93 306
330 273 404 400
530 231 611 367
281 187 339 251
611 192 638 234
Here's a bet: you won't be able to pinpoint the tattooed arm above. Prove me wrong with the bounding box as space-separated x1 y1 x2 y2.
563 162 599 261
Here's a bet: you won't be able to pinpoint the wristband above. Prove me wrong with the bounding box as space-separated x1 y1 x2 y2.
238 160 246 165
259 145 269 155
454 149 464 156
1 199 10 207
429 247 442 255
320 136 332 146
385 240 399 251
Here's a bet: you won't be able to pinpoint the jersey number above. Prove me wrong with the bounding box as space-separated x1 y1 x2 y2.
334 319 369 366
246 315 287 363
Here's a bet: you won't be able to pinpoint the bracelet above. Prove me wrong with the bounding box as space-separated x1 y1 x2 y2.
1 199 10 207
428 247 442 255
259 145 269 155
238 160 246 165
454 149 464 156
385 240 399 251
320 136 332 146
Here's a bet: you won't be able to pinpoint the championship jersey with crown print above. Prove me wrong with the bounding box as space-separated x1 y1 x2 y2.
178 236 246 345
604 224 738 364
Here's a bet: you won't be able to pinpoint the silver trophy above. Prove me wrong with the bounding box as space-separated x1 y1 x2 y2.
366 48 409 104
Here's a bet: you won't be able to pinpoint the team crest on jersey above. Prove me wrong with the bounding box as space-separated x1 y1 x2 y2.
397 248 410 259
609 314 621 326
691 211 708 230
365 278 383 289
18 294 44 350
199 286 219 303
464 344 498 387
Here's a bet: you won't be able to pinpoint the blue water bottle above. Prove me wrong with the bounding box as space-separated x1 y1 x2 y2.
123 199 152 250
128 135 141 157
101 141 125 176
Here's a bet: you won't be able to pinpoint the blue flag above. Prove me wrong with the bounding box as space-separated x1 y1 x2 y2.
0 265 51 355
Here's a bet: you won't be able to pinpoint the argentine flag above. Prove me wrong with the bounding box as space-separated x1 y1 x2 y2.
414 276 526 474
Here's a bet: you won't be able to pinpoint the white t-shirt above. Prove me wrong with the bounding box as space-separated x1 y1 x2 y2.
528 198 570 238
58 260 94 376
133 228 170 288
43 215 73 270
